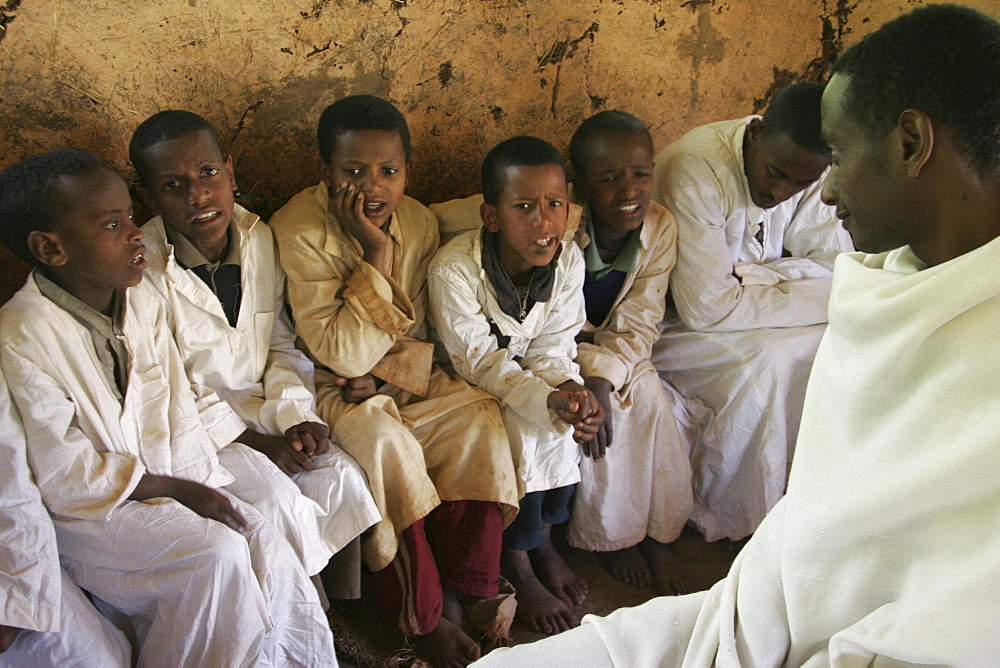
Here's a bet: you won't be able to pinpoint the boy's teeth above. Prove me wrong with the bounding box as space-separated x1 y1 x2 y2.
535 238 552 246
619 203 640 212
195 211 216 222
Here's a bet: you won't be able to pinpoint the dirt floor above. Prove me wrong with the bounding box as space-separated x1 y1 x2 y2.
329 525 740 667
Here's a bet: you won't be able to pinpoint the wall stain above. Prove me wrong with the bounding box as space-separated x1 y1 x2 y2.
490 105 505 123
438 61 453 87
677 4 728 110
230 100 264 145
306 41 331 57
299 0 330 20
535 21 599 71
537 22 599 118
0 0 21 44
752 0 855 113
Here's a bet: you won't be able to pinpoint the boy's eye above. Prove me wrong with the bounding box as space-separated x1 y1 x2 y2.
203 167 219 177
106 218 119 230
634 170 651 179
548 200 564 208
344 168 362 177
514 202 532 210
163 179 180 191
382 167 398 176
600 175 618 183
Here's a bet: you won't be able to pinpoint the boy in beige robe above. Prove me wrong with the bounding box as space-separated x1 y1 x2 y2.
564 112 694 596
270 95 518 667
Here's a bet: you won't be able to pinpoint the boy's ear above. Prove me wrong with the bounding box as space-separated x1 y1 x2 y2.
746 117 764 144
318 159 332 187
480 201 500 233
224 154 238 193
404 160 411 190
897 108 934 179
27 230 68 268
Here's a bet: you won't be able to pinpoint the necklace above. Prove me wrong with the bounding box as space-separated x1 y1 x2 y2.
499 262 534 320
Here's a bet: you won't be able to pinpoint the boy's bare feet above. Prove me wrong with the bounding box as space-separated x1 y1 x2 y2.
599 545 652 588
413 615 481 668
639 537 694 595
502 547 579 634
529 527 588 607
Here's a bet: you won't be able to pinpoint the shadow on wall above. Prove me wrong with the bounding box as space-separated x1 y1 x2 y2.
0 0 997 296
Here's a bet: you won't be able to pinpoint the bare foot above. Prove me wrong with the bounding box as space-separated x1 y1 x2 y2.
413 616 481 668
529 528 588 606
599 545 652 588
502 547 580 635
639 537 694 595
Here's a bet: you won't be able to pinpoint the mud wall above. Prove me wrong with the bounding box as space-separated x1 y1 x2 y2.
1 0 998 299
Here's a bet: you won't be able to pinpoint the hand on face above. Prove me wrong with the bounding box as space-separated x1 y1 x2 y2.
331 181 390 263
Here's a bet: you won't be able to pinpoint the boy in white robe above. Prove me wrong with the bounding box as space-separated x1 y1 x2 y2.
0 370 131 668
0 150 336 667
428 137 602 636
562 111 694 596
128 110 380 598
650 82 854 541
475 5 1000 665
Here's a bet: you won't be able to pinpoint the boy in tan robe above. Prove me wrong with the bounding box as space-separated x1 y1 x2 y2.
269 95 519 668
564 111 694 595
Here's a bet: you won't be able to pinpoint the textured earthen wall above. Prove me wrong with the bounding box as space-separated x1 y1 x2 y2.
1 0 998 300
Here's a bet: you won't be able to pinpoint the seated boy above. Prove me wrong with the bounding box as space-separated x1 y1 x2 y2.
563 111 695 595
0 150 336 666
427 136 602 635
0 370 131 667
128 110 380 597
269 95 519 667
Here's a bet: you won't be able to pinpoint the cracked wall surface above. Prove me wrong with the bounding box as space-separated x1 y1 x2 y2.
1 0 998 299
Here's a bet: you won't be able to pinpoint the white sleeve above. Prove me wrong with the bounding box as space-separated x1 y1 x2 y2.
659 152 833 331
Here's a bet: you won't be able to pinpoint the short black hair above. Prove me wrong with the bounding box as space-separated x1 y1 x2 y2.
317 95 412 164
569 110 652 179
761 82 829 156
129 110 223 184
0 149 102 266
481 136 566 205
832 4 1000 180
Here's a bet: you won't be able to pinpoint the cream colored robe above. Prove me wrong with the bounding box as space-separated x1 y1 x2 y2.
651 116 853 540
566 202 693 552
478 239 1000 666
0 275 335 667
270 184 518 572
0 371 130 667
141 209 380 570
428 228 586 496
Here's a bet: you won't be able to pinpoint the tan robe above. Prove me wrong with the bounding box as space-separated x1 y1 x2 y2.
567 202 694 552
270 184 519 571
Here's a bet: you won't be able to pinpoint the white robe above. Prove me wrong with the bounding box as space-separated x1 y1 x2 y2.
428 228 586 496
566 203 693 552
0 275 335 667
650 116 853 540
477 239 1000 666
141 210 379 571
0 372 130 668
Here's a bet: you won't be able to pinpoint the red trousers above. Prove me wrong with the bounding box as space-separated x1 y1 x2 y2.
371 500 503 635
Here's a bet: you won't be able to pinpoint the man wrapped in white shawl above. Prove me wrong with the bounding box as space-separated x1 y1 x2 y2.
475 5 1000 665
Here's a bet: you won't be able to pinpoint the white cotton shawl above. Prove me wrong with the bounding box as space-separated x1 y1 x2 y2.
583 238 1000 666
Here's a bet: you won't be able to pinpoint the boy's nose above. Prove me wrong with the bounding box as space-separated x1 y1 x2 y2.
188 183 209 206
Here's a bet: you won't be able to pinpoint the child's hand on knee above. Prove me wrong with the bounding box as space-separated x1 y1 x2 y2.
173 479 250 533
237 428 316 477
285 420 330 457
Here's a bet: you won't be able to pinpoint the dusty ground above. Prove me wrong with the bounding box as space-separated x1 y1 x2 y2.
329 525 739 667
